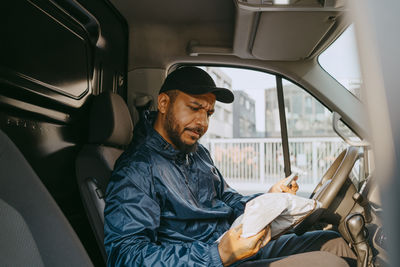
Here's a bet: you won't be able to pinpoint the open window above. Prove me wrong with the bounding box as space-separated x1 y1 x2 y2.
194 66 361 197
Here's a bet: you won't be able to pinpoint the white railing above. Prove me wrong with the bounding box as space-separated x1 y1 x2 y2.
205 137 348 187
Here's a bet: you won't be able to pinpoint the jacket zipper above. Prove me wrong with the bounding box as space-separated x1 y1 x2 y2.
179 154 198 203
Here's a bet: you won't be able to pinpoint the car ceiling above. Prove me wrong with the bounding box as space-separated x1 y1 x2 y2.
109 0 349 71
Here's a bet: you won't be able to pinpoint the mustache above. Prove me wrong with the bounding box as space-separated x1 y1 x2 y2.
184 127 205 136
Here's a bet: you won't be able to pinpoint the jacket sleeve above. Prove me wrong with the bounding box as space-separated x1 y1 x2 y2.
104 161 223 267
199 144 261 221
216 167 262 220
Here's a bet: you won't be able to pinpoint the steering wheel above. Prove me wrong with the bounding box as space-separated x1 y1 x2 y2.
294 146 360 235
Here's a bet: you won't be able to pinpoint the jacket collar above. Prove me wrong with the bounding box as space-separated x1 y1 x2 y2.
142 111 192 161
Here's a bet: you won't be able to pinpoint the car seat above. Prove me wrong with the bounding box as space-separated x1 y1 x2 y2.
0 128 93 266
75 91 136 260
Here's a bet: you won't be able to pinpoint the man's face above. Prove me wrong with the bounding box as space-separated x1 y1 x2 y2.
163 91 216 153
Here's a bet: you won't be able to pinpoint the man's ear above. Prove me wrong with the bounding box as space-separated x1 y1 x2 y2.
157 93 170 114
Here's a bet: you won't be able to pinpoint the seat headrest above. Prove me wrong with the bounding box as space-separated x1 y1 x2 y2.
89 92 134 146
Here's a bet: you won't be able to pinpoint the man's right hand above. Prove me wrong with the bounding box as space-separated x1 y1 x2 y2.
218 224 271 266
268 175 299 195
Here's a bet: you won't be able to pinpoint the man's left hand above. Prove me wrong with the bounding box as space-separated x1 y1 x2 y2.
268 175 299 194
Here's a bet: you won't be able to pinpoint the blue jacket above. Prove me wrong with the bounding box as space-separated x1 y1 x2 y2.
104 111 258 266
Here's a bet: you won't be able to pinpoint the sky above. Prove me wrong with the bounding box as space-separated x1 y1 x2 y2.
319 25 361 81
216 25 362 132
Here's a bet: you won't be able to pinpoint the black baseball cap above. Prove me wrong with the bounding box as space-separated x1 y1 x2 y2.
159 67 234 103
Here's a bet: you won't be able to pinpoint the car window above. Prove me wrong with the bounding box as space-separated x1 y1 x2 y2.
200 67 282 195
282 79 349 196
318 24 362 99
198 66 356 197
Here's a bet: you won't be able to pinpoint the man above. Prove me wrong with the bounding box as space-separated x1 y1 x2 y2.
104 67 356 266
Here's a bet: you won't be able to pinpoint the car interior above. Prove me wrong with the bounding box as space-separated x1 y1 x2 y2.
0 0 389 266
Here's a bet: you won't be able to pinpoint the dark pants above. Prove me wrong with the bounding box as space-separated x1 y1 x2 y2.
238 230 357 267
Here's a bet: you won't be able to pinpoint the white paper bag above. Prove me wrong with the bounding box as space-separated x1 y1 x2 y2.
217 193 320 242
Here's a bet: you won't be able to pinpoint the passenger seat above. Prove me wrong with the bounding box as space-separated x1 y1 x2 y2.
0 129 93 267
75 91 135 260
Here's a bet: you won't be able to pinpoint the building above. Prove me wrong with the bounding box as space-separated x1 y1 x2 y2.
201 67 234 141
264 87 281 137
232 90 257 138
264 83 335 137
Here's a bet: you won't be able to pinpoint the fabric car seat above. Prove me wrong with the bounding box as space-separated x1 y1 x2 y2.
0 129 93 267
75 91 135 260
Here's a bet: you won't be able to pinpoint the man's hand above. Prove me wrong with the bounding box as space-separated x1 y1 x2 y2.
218 225 271 266
268 175 299 194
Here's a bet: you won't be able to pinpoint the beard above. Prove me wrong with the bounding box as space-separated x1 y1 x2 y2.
164 107 204 154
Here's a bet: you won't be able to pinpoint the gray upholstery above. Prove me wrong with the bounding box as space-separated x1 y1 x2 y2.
0 129 93 267
89 91 134 146
0 199 44 267
76 91 136 261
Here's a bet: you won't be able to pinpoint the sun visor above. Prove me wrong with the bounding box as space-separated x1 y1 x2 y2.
251 12 337 60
